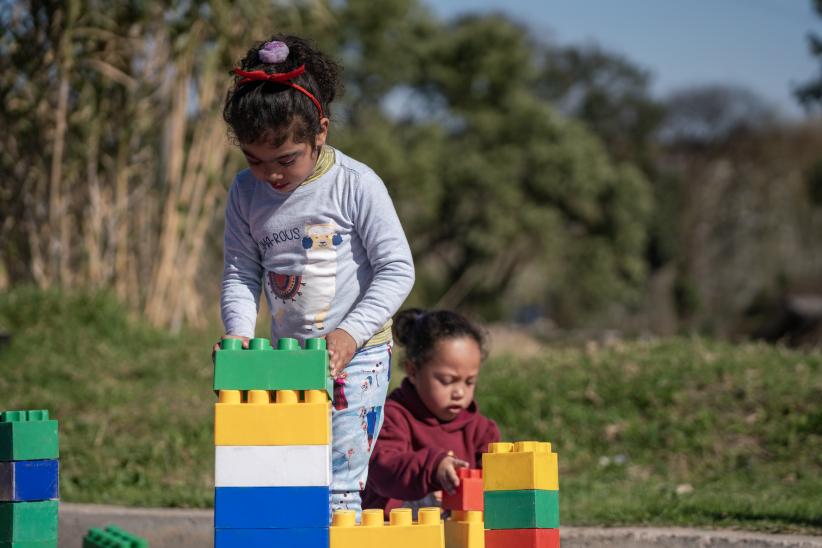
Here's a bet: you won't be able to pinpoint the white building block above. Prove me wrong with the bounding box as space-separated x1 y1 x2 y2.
215 444 331 487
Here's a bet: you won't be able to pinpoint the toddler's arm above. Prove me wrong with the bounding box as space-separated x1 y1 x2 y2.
220 179 263 338
368 406 449 501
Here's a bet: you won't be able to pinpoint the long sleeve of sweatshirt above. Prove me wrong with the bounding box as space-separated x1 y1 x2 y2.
366 404 449 501
220 178 263 338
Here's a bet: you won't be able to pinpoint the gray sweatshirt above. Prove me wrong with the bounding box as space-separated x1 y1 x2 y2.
220 147 415 347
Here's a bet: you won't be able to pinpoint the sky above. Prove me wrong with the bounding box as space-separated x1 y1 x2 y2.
425 0 820 118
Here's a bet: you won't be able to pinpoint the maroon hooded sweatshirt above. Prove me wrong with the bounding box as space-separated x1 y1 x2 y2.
362 378 500 515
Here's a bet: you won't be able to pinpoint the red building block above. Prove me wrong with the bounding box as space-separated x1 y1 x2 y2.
485 528 560 548
442 469 483 511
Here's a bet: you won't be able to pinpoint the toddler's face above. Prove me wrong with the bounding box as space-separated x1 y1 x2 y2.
408 336 482 422
240 120 329 193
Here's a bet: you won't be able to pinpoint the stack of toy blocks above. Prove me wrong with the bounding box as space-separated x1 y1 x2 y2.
0 410 59 548
213 337 332 547
83 525 148 547
330 507 444 548
443 469 484 548
482 441 559 548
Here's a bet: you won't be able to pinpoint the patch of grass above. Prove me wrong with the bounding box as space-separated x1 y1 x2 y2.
1 288 820 533
478 339 822 533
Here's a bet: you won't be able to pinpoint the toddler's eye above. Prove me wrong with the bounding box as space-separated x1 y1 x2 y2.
279 155 297 167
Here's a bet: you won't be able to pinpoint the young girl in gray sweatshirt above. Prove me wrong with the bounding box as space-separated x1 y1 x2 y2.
218 34 415 517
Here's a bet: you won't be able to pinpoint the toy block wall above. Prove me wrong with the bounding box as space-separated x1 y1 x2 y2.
481 441 559 548
213 338 332 548
444 510 484 548
330 507 444 548
0 410 59 548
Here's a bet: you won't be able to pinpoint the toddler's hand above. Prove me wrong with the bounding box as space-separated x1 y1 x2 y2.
212 334 250 362
436 455 469 495
326 329 357 378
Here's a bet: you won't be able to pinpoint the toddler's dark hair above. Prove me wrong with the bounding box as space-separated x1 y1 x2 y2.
394 309 487 369
223 34 342 146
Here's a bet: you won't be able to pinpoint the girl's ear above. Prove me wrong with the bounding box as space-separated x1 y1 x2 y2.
404 359 418 385
315 117 330 148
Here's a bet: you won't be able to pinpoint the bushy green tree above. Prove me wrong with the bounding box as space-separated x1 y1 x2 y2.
795 0 822 110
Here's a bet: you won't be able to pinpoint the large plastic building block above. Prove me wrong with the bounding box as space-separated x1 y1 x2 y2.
215 445 330 487
0 540 57 547
483 490 559 530
484 528 559 548
443 510 484 548
0 412 58 462
214 486 330 529
213 337 328 391
214 389 330 446
481 442 557 492
82 525 148 547
214 527 329 547
0 460 58 502
442 469 483 511
0 501 58 542
330 507 444 548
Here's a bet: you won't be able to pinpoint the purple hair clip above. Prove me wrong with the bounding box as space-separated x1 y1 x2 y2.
259 41 289 64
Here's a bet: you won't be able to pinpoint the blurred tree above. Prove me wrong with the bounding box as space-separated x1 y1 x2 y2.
795 0 822 110
341 14 655 323
536 45 664 172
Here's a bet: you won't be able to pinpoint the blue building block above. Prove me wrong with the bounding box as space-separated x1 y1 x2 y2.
0 460 59 502
214 486 330 529
215 527 328 547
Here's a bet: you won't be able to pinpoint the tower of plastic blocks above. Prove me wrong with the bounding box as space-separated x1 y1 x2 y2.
481 441 560 548
213 337 332 547
0 409 60 547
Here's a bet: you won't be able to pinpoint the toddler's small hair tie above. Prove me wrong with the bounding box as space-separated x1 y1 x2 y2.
259 41 289 64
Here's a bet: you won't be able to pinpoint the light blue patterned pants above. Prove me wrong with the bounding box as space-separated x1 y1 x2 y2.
330 342 392 518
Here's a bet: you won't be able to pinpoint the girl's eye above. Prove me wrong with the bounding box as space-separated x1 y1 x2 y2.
246 157 261 166
279 156 297 167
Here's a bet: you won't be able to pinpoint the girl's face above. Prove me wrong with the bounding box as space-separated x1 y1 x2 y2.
406 336 482 422
240 118 329 193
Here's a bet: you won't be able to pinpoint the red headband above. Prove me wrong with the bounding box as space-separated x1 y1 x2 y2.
232 64 324 119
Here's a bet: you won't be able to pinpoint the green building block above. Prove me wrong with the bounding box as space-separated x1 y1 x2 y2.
0 501 58 542
0 411 58 462
213 337 329 391
484 489 560 529
83 525 148 547
0 540 57 547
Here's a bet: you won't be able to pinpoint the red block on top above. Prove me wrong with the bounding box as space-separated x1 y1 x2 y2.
485 528 560 548
442 468 483 511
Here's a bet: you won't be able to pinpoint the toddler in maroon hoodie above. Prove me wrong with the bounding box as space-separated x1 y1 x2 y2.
362 309 500 517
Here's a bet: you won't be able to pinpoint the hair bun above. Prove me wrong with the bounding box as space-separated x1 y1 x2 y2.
259 41 289 64
394 308 426 348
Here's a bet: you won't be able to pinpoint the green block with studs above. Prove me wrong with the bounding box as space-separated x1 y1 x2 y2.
0 501 58 543
82 525 148 547
0 411 58 462
213 337 328 391
484 489 560 529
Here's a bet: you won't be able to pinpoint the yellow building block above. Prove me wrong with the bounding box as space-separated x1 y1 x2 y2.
214 389 330 446
481 441 558 491
330 508 444 548
444 511 484 548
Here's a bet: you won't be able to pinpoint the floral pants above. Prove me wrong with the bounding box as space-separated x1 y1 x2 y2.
330 342 391 517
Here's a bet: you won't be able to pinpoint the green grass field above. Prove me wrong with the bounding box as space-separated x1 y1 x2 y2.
0 288 820 533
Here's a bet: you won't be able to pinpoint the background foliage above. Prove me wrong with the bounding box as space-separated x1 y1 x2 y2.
4 0 820 336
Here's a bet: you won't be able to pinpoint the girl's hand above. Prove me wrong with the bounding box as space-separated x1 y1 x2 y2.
436 455 470 495
212 334 250 361
327 328 357 378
